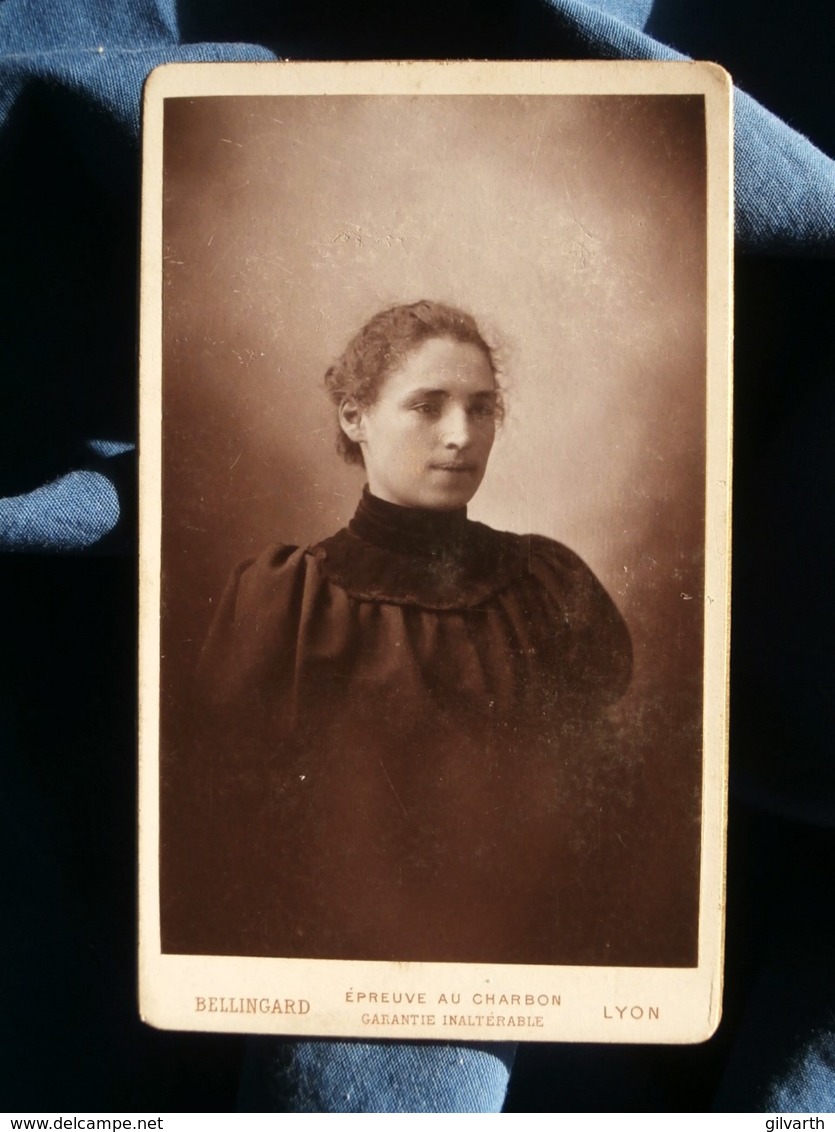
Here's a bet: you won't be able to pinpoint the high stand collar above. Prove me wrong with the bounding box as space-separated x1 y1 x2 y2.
349 486 469 558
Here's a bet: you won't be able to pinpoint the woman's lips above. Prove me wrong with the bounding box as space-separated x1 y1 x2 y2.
430 462 477 472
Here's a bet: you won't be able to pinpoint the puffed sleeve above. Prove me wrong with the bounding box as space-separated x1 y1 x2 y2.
195 543 305 732
525 534 633 711
163 544 317 955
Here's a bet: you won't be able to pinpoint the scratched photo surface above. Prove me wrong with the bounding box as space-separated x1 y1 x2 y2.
159 93 707 967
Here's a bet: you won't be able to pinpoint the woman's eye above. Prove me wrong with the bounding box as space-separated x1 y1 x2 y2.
470 403 496 419
413 403 440 415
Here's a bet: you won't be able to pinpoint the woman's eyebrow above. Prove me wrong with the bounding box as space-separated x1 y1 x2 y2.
403 387 497 400
398 387 497 408
401 387 447 402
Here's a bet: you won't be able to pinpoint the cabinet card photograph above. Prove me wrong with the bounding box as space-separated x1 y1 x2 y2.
139 60 732 1042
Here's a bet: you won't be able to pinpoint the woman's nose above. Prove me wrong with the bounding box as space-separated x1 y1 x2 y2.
442 407 471 448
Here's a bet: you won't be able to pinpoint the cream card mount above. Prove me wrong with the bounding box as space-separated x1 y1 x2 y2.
139 60 732 1042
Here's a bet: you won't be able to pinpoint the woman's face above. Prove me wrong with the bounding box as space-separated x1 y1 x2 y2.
342 336 498 510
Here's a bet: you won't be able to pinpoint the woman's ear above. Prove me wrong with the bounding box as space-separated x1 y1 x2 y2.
339 398 366 445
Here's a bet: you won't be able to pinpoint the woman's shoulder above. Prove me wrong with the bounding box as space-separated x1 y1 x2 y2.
197 540 334 709
506 527 625 613
232 540 309 576
509 529 608 591
466 523 603 590
230 540 307 580
214 540 333 624
482 527 591 570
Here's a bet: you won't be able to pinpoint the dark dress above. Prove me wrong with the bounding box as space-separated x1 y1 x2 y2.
167 489 633 964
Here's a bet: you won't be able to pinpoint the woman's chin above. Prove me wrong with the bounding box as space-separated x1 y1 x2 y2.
422 488 479 511
425 467 485 508
366 477 475 510
422 476 481 509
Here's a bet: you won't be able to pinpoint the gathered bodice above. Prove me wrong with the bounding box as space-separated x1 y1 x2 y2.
180 492 633 963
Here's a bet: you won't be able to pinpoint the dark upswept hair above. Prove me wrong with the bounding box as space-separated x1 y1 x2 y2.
324 299 501 465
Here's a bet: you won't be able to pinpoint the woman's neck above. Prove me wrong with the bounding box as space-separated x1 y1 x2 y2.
348 486 469 557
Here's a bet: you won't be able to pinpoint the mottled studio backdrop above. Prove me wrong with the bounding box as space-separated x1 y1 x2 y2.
160 92 707 963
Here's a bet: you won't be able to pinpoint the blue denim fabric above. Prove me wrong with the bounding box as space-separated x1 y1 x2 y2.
239 1038 516 1112
0 470 117 551
2 0 834 1114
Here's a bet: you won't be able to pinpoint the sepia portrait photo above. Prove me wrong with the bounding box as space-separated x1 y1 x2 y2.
139 61 732 1041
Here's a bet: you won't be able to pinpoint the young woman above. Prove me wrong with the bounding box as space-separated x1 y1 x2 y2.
181 300 632 965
